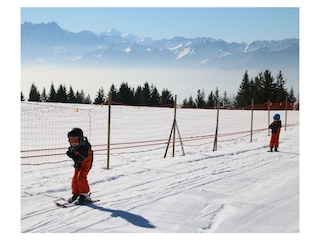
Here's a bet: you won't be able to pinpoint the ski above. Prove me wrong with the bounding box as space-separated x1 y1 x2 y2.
54 197 99 208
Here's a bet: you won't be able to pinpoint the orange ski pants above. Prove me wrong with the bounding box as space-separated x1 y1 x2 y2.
269 129 281 149
71 152 93 195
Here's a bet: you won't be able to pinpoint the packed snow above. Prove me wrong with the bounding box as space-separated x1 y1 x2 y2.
19 103 301 237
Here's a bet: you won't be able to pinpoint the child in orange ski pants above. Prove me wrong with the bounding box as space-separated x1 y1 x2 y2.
269 114 282 152
66 128 93 204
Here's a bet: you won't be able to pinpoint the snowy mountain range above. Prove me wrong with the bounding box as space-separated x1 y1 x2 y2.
21 21 299 70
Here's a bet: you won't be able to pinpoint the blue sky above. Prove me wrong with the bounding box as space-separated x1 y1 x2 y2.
20 6 300 100
21 7 299 42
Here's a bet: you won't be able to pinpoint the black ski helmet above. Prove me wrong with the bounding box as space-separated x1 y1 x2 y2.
67 128 83 138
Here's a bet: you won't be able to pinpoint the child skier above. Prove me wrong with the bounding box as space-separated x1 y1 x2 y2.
66 128 93 204
269 113 282 152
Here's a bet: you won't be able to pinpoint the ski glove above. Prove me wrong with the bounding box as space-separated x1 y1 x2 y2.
74 162 82 168
66 150 75 158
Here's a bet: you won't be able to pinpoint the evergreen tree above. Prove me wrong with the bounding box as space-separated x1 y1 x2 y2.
67 85 77 103
213 87 221 107
195 89 205 108
141 82 151 105
94 87 106 104
160 88 173 105
150 85 160 106
251 73 263 104
21 92 25 101
79 90 87 103
236 70 251 107
48 83 57 102
261 69 276 103
206 91 214 108
119 82 134 104
134 85 143 105
288 87 297 103
109 84 120 103
84 94 92 104
28 83 40 102
274 70 288 102
40 87 48 102
182 98 188 107
56 84 68 102
221 91 230 108
187 95 196 108
75 91 83 103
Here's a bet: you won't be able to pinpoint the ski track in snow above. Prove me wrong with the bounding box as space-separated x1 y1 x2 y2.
21 109 299 233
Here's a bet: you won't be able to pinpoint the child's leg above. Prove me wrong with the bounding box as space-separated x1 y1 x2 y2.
72 168 80 195
77 157 93 194
77 167 91 194
269 134 276 148
275 131 280 148
275 128 281 148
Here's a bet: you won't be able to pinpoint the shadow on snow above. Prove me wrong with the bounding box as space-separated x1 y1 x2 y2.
85 203 156 229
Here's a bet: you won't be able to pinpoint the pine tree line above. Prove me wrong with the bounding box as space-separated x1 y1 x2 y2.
21 69 297 108
109 82 174 106
23 83 92 104
182 69 297 108
21 82 174 106
235 69 297 108
182 88 232 108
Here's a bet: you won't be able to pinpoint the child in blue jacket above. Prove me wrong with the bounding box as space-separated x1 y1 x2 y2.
269 114 282 152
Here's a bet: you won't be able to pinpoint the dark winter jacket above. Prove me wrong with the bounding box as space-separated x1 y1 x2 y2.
66 137 93 168
269 120 282 134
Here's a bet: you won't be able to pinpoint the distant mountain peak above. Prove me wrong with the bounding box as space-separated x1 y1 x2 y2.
104 28 121 36
21 21 299 71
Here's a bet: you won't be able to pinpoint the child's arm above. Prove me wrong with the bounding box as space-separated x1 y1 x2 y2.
269 121 276 129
